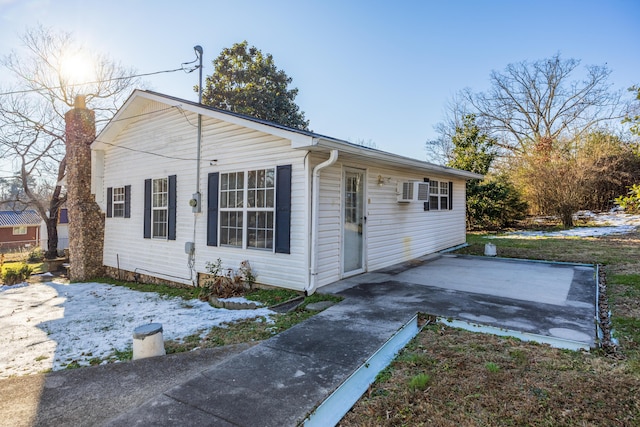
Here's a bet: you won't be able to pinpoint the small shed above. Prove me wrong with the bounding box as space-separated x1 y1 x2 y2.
0 210 42 252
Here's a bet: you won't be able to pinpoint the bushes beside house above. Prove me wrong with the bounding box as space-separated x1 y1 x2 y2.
1 264 33 285
615 184 640 213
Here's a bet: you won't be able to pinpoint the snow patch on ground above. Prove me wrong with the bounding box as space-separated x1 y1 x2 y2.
0 282 29 293
492 211 640 239
0 281 273 378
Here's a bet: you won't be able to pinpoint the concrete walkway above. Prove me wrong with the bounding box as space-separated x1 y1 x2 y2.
0 254 597 426
105 254 597 426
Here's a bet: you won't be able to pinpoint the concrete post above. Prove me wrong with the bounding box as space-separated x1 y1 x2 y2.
65 95 105 281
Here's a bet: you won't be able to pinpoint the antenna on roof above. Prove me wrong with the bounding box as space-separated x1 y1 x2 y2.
181 45 204 104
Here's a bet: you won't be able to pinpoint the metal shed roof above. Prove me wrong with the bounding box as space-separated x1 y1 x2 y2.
0 210 42 227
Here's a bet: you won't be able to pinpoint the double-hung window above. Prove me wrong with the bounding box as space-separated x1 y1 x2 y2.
438 181 449 210
112 187 125 217
428 180 451 211
220 172 244 247
107 186 130 219
429 180 441 210
247 169 275 249
152 178 168 238
143 176 176 240
219 168 275 250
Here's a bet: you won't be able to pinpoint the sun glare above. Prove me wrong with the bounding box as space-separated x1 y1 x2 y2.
60 51 95 85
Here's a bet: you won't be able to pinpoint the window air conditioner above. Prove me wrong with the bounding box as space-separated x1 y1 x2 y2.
397 182 414 203
397 181 430 203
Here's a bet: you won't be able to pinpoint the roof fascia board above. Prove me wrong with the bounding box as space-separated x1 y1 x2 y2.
136 91 315 147
94 90 315 149
312 138 484 180
94 90 482 180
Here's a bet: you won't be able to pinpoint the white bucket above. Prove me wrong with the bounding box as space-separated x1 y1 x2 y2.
132 323 165 360
484 243 497 257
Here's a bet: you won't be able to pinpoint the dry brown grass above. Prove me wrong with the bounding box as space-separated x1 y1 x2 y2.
340 229 640 426
340 327 639 426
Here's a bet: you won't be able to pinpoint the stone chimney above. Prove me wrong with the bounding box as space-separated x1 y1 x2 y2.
65 95 105 281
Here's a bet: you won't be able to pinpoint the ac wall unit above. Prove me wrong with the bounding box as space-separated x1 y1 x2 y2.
397 181 430 203
397 181 415 203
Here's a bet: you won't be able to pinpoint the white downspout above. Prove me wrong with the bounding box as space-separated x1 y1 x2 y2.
305 149 339 296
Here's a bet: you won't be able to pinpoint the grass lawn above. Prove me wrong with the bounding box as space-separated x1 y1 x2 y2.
1 260 44 277
339 230 640 426
97 279 342 358
1 249 46 278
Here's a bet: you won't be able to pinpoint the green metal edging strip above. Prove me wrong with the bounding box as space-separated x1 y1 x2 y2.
438 317 591 351
302 314 420 427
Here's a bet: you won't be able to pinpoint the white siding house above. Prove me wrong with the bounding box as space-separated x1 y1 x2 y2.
39 208 70 252
92 90 482 293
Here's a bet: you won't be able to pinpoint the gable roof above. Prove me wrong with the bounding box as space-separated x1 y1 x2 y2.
95 90 483 180
0 210 42 227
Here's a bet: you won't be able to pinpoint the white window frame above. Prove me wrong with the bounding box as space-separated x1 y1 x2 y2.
439 181 450 210
428 180 449 211
219 168 275 250
112 187 125 218
152 178 168 239
220 172 244 247
12 226 27 235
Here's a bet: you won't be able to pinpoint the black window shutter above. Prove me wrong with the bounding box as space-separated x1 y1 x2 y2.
207 172 219 246
59 208 69 224
168 175 177 240
275 164 292 254
448 181 453 210
106 187 113 218
143 179 151 238
124 185 131 218
423 178 430 211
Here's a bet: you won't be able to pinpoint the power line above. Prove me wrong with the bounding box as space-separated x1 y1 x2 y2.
92 139 199 161
107 105 177 124
0 67 186 97
92 105 200 161
2 105 202 165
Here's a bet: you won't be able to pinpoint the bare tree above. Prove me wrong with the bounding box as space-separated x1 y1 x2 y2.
426 95 471 164
0 25 138 258
625 85 640 137
461 54 625 154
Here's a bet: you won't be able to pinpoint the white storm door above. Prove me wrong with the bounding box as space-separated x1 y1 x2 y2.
343 169 365 275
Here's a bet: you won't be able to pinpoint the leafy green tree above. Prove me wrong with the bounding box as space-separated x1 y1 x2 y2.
447 114 495 174
447 114 526 229
615 184 640 213
201 41 309 130
466 175 527 230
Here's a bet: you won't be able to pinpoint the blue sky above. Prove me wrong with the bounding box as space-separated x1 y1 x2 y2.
0 0 638 160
